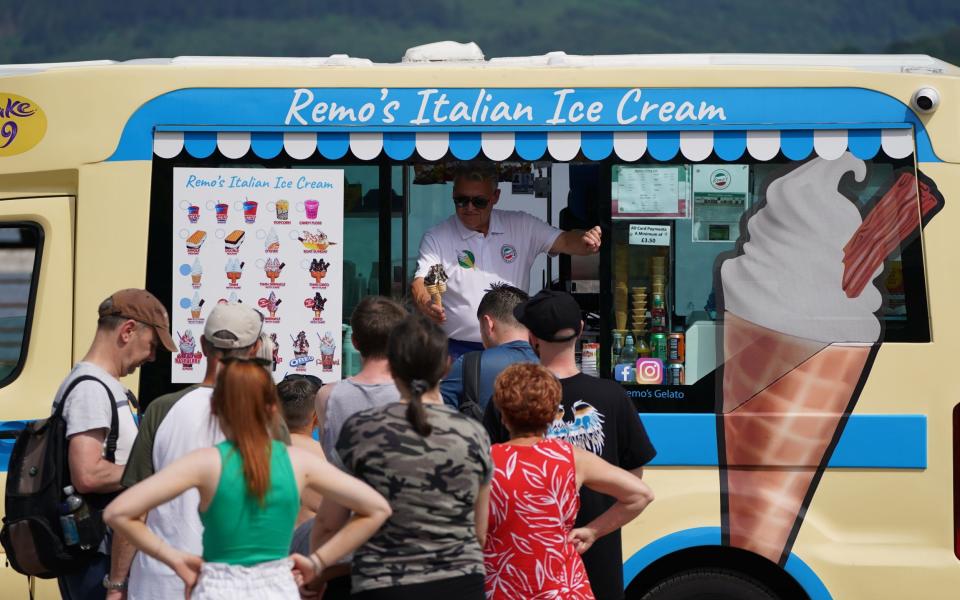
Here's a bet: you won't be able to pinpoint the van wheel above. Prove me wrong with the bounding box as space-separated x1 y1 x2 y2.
640 568 779 600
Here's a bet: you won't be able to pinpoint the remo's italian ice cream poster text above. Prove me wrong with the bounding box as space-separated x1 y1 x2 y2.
171 167 344 383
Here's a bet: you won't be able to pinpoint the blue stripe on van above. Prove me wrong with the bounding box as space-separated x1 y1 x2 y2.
641 413 926 469
0 413 926 472
622 527 833 600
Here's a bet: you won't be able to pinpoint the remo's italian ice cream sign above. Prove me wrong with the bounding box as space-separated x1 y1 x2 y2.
171 167 344 383
0 93 46 156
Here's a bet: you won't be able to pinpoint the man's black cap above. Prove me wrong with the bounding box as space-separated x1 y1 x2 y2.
514 290 582 342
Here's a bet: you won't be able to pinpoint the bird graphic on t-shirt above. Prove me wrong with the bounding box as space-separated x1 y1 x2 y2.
545 400 606 455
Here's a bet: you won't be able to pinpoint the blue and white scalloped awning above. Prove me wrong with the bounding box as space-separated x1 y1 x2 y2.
153 128 916 162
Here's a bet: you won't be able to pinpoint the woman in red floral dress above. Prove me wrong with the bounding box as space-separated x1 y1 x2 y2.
483 363 654 599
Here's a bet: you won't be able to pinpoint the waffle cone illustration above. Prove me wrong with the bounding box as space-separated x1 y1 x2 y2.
716 155 944 566
721 311 871 563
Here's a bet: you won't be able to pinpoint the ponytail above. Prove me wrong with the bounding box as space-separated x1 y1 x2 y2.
405 378 433 436
211 360 278 503
387 315 448 437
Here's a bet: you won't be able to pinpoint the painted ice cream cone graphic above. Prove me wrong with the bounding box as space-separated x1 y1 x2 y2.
716 154 943 565
264 258 284 283
424 264 448 309
309 258 330 284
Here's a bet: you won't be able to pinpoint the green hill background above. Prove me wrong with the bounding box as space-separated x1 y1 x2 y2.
1 0 959 65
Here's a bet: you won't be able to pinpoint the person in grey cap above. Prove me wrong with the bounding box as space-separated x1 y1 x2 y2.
483 290 656 600
51 288 176 600
115 303 271 600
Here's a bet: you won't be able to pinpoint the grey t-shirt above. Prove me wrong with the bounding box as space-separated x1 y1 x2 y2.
337 402 492 592
320 379 400 470
52 362 138 465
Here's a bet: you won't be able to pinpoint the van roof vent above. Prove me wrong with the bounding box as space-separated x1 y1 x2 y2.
402 41 484 63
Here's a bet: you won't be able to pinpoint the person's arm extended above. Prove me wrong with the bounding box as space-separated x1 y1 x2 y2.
104 449 217 594
474 482 490 546
68 430 124 494
568 448 654 554
411 276 445 323
105 529 138 597
290 451 391 585
549 226 602 256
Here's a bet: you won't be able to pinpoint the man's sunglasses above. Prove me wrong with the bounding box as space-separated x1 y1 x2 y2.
453 195 491 209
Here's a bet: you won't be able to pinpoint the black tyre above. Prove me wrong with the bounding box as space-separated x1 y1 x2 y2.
640 568 780 600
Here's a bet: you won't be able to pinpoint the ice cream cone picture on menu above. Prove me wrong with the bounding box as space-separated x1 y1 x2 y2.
304 293 327 320
189 293 205 320
264 258 285 283
423 264 448 308
715 154 944 566
225 258 244 284
309 258 330 284
190 258 203 286
257 292 282 319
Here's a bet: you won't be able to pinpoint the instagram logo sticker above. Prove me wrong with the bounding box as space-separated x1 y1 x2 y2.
635 358 664 385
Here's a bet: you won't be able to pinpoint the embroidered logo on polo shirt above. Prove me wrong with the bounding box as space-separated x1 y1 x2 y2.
457 250 475 269
500 244 517 263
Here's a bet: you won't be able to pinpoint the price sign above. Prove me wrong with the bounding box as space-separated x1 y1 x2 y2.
629 224 671 246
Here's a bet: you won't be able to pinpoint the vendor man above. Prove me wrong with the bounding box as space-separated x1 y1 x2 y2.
412 164 601 358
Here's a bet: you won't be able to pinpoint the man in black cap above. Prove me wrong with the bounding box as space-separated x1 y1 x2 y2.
483 289 656 600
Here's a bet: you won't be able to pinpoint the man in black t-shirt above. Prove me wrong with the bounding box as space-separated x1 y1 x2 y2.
483 290 657 600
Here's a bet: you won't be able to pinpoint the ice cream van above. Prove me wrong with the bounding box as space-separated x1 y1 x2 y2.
1 42 959 598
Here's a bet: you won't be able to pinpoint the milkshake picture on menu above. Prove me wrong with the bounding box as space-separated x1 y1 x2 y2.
172 167 344 383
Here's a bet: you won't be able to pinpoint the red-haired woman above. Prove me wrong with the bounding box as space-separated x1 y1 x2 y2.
106 359 391 599
484 363 654 599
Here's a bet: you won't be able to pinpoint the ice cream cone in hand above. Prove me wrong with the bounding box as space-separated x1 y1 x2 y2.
424 263 449 310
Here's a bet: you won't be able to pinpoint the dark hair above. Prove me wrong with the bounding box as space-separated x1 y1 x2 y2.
277 377 320 431
96 297 134 331
211 360 279 503
493 363 561 436
351 296 408 359
476 283 529 326
387 314 448 436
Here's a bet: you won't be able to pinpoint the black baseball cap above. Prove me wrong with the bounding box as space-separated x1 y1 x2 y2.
513 290 582 342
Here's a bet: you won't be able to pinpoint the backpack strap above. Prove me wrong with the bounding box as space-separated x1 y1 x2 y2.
459 351 483 421
54 375 120 463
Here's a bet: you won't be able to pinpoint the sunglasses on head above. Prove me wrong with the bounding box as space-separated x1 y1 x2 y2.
219 356 274 368
282 373 324 387
453 195 491 209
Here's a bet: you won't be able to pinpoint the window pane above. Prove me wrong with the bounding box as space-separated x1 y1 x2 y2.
0 225 40 384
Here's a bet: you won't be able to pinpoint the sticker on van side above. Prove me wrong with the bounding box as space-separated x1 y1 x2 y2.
0 94 47 156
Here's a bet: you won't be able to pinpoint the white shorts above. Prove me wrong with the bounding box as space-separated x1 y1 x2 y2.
192 557 299 600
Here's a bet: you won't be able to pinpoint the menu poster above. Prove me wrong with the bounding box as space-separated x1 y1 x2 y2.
171 167 344 383
612 165 689 219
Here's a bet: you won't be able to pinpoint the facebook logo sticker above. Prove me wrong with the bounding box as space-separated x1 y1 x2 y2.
614 363 635 382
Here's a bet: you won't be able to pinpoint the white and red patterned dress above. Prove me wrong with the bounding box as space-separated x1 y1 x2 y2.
484 438 594 599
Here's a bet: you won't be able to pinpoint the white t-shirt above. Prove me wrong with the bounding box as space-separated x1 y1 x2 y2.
52 362 137 465
415 210 562 342
129 387 223 600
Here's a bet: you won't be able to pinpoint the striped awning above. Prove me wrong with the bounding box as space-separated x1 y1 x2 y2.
153 128 915 162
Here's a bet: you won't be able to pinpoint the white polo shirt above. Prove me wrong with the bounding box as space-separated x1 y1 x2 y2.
415 209 562 342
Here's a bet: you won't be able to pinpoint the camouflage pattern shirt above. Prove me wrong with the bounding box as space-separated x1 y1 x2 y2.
336 402 493 592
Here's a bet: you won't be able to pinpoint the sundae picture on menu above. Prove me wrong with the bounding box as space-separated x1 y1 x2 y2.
318 331 337 373
292 330 310 358
186 230 206 252
225 229 245 251
309 258 330 284
270 333 280 370
265 258 285 283
715 153 944 566
175 329 203 370
298 230 333 252
258 291 282 319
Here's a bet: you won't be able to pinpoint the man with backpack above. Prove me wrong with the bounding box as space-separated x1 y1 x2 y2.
440 283 537 419
54 290 175 599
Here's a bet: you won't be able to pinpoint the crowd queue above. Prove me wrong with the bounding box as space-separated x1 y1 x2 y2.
51 165 655 600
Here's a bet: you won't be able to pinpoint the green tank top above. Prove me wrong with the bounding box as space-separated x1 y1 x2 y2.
201 440 300 565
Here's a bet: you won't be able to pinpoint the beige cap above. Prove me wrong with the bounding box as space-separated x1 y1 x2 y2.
100 289 177 353
203 304 264 349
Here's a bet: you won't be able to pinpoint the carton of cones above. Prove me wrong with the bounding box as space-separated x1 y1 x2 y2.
720 310 872 564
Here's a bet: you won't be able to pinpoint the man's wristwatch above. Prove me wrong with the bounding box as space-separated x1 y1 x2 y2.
102 575 127 591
